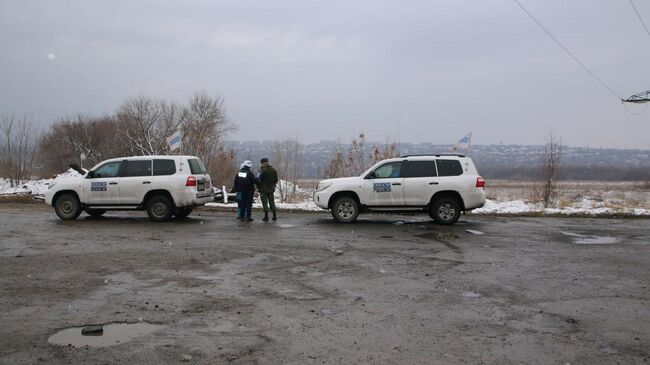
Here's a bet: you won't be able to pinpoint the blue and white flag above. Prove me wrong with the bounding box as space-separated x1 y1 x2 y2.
167 130 182 152
453 132 472 151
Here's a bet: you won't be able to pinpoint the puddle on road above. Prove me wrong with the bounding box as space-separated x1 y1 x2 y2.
277 224 297 228
415 232 459 241
48 322 164 348
561 231 621 245
462 291 482 298
466 230 484 235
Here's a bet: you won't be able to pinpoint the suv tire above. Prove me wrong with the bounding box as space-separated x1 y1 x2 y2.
86 209 106 218
331 196 359 223
174 207 193 219
146 195 173 221
55 193 82 220
430 197 461 225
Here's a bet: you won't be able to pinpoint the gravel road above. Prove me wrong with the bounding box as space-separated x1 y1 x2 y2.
0 204 648 364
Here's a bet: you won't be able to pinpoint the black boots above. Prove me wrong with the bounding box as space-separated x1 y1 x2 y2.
262 212 276 221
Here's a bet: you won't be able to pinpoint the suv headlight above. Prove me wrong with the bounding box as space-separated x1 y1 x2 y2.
316 182 332 192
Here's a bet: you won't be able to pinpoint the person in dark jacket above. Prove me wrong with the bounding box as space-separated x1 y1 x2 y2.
235 162 245 220
257 158 279 221
232 160 257 221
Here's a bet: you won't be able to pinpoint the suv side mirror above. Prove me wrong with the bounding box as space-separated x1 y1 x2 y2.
366 171 376 179
86 171 95 179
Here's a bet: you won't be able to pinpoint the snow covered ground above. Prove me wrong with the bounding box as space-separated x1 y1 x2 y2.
473 198 650 216
0 170 80 197
206 197 650 216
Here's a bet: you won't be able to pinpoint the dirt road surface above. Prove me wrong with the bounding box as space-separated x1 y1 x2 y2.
1 204 648 364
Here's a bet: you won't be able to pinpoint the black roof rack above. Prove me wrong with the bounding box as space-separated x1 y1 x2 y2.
400 154 466 158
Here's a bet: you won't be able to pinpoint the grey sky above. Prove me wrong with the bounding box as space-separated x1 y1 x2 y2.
1 0 650 148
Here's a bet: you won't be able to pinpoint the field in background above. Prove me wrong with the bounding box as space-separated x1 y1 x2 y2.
486 180 650 209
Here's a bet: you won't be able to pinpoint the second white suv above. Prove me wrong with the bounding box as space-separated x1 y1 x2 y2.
314 154 486 224
45 155 214 221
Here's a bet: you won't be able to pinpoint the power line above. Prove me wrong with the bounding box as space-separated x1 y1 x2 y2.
628 0 650 39
513 0 623 100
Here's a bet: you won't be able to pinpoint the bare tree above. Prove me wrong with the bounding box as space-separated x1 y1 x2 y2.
538 131 562 208
39 115 125 175
0 114 41 186
209 145 238 189
272 136 303 202
36 91 237 177
115 96 181 155
325 146 345 178
370 139 400 163
180 92 236 170
325 133 399 178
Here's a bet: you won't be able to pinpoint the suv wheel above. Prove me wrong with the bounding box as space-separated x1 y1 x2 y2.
430 197 461 225
331 196 359 223
55 193 82 220
174 207 193 219
86 209 106 218
146 195 173 221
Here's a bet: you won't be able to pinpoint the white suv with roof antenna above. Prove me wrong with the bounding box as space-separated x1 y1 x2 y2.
45 155 213 221
314 154 486 224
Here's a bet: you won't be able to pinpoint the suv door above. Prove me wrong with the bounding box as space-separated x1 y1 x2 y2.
83 161 123 205
402 160 440 205
435 158 465 191
119 159 153 205
362 161 404 206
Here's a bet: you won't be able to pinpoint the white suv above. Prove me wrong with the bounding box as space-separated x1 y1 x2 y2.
45 155 214 221
314 154 486 224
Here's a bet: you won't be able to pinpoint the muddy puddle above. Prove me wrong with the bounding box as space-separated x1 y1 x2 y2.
561 232 621 245
415 232 459 241
48 322 164 347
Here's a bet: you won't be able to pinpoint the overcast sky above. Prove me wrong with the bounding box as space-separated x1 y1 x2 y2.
1 0 650 148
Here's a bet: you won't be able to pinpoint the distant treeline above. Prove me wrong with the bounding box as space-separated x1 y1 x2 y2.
229 140 650 181
476 164 650 181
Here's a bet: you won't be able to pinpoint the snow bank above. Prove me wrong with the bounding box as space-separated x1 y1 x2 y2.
0 169 81 197
474 198 650 216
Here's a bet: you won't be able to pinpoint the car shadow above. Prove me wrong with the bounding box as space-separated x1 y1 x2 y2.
53 214 205 225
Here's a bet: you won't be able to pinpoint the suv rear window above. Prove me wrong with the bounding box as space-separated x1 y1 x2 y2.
188 158 207 174
153 159 176 176
404 161 437 177
436 159 463 176
123 160 152 177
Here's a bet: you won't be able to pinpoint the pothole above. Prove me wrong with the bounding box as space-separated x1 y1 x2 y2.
561 232 621 245
48 322 164 348
414 232 459 241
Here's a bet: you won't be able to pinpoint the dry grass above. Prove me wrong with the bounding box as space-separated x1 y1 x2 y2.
484 180 650 209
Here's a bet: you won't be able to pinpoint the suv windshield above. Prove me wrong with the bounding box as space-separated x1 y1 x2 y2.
188 159 207 174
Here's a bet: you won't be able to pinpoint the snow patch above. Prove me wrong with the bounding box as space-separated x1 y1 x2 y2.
474 199 650 216
0 169 81 197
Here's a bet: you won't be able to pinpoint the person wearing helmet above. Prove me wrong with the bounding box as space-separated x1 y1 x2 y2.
235 162 245 220
231 160 258 222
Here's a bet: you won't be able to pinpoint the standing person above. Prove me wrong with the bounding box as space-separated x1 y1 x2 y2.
235 163 245 220
258 158 279 221
232 160 257 222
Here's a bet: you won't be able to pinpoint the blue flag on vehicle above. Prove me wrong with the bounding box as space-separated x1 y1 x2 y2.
453 132 472 151
166 130 182 152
